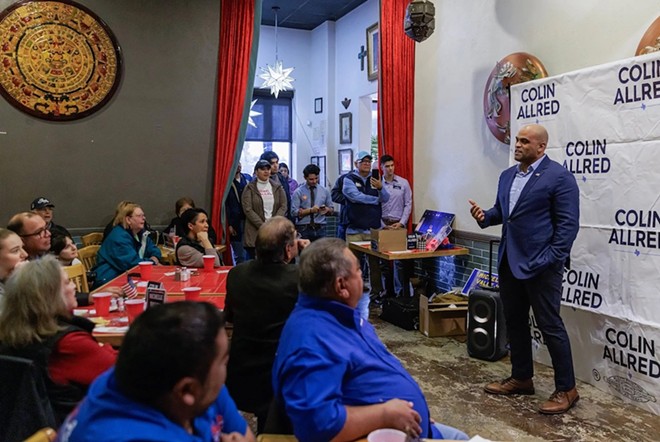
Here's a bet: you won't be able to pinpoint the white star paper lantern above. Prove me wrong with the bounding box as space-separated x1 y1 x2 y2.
248 99 261 128
259 60 295 99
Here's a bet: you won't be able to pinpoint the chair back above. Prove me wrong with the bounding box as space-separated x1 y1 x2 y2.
24 428 57 442
64 263 89 293
81 232 104 247
0 355 56 442
78 245 100 272
263 396 294 435
158 245 175 265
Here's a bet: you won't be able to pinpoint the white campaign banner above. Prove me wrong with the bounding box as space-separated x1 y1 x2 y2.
532 308 659 416
510 52 660 414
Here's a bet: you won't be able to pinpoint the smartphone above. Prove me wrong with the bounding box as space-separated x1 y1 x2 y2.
371 169 380 180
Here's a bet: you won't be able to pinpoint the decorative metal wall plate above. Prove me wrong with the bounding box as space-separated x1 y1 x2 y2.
636 16 660 56
0 0 122 121
483 52 548 144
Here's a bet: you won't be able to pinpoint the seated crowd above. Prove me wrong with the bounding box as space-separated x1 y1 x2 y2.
0 163 471 441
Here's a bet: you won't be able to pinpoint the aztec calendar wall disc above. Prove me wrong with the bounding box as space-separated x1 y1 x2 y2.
0 0 122 121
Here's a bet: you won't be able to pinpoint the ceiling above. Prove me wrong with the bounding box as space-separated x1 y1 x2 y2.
261 0 369 30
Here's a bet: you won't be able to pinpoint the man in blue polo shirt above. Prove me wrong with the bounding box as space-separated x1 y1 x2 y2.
57 302 254 442
291 164 334 241
272 238 468 442
342 151 389 318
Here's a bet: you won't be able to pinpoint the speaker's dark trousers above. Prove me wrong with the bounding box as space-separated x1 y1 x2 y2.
499 255 575 391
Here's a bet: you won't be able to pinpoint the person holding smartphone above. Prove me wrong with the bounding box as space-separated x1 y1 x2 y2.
291 164 334 242
341 151 390 319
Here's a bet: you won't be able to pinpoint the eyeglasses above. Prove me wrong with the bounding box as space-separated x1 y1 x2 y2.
359 159 372 164
20 226 49 238
131 213 146 219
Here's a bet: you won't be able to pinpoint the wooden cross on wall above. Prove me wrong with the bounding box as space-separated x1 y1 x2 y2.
358 45 367 71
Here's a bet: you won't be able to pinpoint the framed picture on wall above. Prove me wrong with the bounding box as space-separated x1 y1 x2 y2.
339 112 352 144
310 155 327 187
338 149 353 174
366 22 379 81
314 97 323 114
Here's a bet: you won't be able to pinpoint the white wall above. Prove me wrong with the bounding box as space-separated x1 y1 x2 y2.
253 0 379 185
332 0 379 179
415 0 660 233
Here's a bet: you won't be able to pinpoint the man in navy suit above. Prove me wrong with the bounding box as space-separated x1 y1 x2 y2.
469 124 580 415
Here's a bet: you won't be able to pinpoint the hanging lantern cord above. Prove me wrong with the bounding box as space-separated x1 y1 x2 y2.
273 6 280 62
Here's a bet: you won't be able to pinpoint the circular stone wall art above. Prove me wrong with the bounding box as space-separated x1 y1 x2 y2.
0 0 122 121
636 16 660 56
483 52 548 144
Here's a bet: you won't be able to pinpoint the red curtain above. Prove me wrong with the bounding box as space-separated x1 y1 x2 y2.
379 0 416 229
210 0 262 263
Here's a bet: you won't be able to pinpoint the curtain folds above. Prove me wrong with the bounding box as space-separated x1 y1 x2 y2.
379 0 416 228
210 0 262 263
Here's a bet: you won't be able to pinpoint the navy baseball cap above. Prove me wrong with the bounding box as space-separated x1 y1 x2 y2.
31 197 55 210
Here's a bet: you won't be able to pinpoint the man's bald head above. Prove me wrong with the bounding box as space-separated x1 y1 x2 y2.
524 124 548 145
255 216 296 263
514 124 549 170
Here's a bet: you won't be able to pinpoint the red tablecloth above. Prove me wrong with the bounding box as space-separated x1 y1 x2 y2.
95 264 230 298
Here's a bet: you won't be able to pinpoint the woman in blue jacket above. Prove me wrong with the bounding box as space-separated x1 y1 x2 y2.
94 203 161 288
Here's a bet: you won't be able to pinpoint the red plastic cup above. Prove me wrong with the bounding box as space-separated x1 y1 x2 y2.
183 287 202 301
124 299 145 324
172 235 181 246
202 255 215 272
92 293 113 317
139 261 154 280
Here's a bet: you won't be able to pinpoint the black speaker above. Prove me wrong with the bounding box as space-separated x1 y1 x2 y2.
467 288 508 361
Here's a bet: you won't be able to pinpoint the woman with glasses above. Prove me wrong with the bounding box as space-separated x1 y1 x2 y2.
0 228 28 302
0 256 117 424
94 203 161 288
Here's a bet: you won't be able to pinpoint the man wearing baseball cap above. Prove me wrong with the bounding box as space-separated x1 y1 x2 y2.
31 197 71 238
341 150 389 319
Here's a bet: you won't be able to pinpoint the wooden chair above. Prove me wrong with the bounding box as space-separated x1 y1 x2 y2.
78 245 100 272
64 263 89 293
81 232 104 247
257 436 297 442
24 428 57 442
158 245 176 265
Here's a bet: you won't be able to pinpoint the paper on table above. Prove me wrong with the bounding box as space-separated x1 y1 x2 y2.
164 271 176 276
94 326 129 333
352 241 371 246
217 269 230 274
137 281 148 287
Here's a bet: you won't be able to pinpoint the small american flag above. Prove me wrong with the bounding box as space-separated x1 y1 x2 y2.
122 281 139 299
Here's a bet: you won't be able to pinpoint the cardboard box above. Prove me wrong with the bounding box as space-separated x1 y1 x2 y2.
370 228 407 252
419 294 468 337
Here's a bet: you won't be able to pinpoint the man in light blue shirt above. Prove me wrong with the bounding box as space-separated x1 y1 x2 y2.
291 164 334 242
378 155 413 299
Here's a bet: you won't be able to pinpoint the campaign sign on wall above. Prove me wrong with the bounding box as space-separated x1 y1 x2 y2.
510 51 660 415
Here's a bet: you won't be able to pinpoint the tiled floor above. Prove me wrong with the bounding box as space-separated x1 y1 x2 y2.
372 310 660 441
